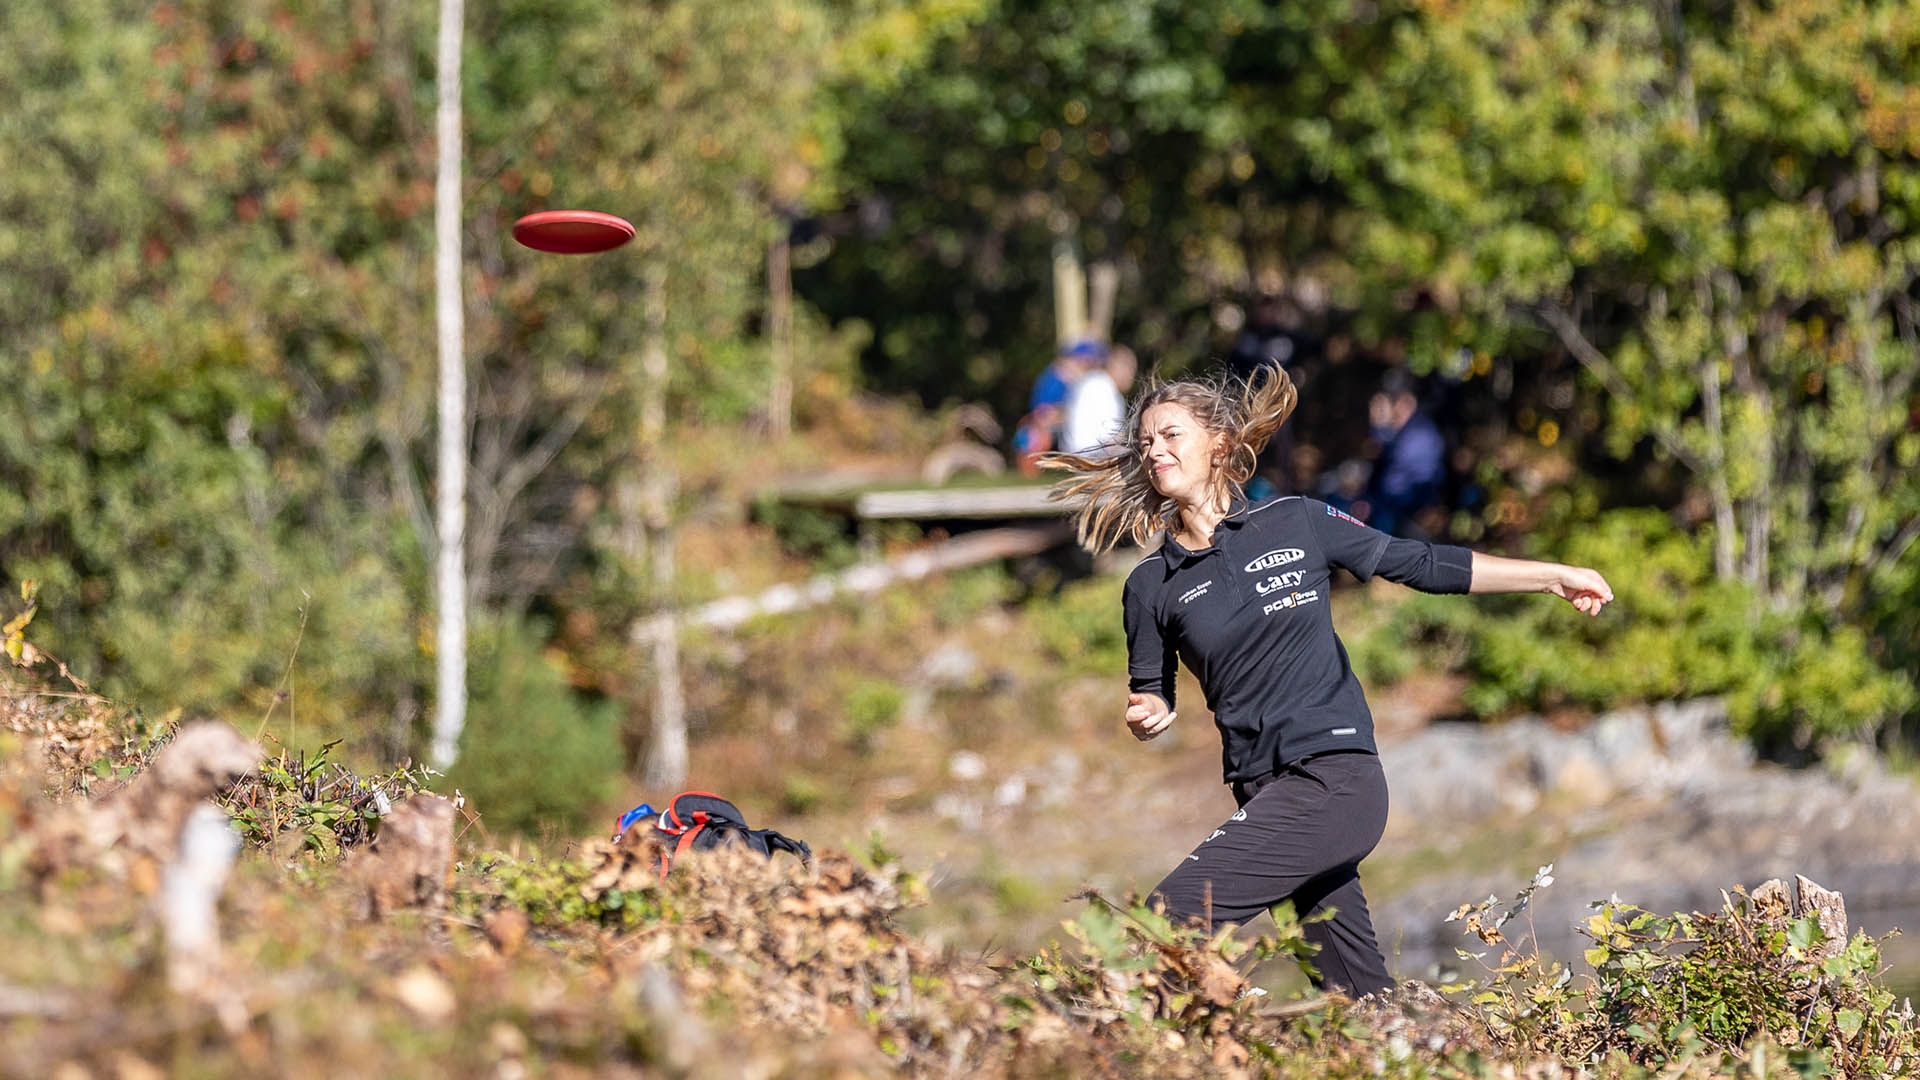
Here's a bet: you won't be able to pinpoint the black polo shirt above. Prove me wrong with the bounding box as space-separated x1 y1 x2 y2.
1122 496 1473 783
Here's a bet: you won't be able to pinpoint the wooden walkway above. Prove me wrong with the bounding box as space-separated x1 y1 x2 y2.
768 476 1074 521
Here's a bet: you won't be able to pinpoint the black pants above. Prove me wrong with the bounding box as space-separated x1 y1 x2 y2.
1150 749 1393 997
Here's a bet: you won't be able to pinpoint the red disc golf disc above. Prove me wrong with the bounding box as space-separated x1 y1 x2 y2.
511 210 636 254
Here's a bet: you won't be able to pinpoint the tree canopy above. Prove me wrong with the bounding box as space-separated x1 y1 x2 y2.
1 0 1914 771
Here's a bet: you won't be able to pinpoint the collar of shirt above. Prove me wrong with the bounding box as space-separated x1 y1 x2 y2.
1157 496 1255 565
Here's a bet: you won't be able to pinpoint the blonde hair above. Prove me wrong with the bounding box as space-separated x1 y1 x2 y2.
1040 367 1299 553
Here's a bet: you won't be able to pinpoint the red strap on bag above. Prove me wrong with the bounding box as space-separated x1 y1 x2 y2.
658 812 711 879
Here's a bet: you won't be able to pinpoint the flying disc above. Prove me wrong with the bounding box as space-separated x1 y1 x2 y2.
511 210 636 254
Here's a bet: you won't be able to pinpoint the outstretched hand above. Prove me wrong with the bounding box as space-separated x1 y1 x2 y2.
1125 692 1176 742
1550 565 1614 616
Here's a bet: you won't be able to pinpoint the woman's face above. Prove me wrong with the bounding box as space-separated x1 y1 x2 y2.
1138 401 1222 504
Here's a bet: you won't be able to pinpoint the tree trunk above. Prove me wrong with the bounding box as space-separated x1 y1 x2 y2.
1728 300 1772 593
428 0 466 770
637 266 687 789
1086 260 1119 343
767 227 793 441
1052 241 1086 345
1698 359 1738 582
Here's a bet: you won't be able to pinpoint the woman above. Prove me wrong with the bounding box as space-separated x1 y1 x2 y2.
1041 369 1611 998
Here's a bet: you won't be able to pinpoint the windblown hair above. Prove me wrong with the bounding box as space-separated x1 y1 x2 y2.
1039 366 1298 553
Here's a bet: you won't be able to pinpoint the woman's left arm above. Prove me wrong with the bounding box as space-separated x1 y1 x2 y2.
1469 553 1614 616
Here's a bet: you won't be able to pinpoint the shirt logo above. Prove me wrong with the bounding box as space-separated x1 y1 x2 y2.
1253 570 1306 595
1326 504 1363 526
1178 580 1213 605
1260 589 1321 615
1244 548 1304 573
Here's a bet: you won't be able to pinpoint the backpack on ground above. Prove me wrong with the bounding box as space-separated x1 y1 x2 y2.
611 790 811 877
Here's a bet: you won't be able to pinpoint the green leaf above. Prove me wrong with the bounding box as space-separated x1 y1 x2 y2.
1788 917 1824 950
1835 1008 1863 1039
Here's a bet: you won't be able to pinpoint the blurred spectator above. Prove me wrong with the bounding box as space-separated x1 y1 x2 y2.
1227 296 1314 499
1360 368 1446 538
1061 345 1137 456
1015 339 1104 474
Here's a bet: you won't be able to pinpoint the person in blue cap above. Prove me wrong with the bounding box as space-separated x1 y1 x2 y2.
1015 339 1106 473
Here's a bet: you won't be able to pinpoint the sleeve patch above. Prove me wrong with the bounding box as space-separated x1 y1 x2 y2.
1326 504 1363 526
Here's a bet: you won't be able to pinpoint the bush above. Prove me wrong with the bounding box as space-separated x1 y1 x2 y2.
448 619 623 837
841 676 905 753
1026 572 1128 677
1351 509 1917 748
1447 869 1917 1076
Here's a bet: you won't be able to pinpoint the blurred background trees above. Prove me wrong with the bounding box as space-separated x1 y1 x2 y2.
1 0 1915 822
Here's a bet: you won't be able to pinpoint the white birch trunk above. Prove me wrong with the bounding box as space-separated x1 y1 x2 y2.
768 229 794 441
1052 243 1085 345
429 0 467 769
638 267 687 788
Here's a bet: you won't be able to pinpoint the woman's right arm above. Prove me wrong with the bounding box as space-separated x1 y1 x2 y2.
1122 571 1179 742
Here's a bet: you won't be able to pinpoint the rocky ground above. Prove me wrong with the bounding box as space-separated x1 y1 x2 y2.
1375 699 1920 991
787 638 1920 1000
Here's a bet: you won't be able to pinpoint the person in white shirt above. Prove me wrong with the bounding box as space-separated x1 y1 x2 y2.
1061 345 1137 456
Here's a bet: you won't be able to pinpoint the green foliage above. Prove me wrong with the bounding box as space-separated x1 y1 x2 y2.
929 564 1018 628
222 741 439 859
809 0 1303 410
1026 572 1128 677
0 0 880 762
1353 510 1917 747
841 676 906 752
1447 871 1918 1076
447 620 622 837
810 0 1918 739
1298 0 1920 675
468 851 665 929
780 772 827 815
1011 891 1324 1035
753 496 861 568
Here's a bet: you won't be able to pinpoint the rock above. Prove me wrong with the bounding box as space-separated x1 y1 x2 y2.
919 643 981 689
350 794 457 918
993 775 1028 808
159 804 241 994
1548 751 1617 807
90 722 260 864
948 751 987 782
1372 698 1920 979
388 965 456 1024
921 441 1006 485
1380 724 1536 823
485 908 530 957
1585 708 1656 772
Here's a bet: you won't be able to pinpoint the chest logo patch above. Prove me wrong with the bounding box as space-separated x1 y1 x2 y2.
1244 548 1304 574
1254 570 1306 595
1177 580 1213 605
1261 589 1321 615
